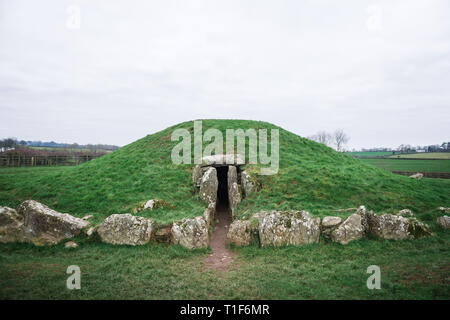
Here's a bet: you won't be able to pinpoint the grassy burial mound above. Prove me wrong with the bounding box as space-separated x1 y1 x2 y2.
0 119 449 227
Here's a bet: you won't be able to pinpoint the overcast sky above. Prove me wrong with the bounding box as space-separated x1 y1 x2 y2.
0 0 449 150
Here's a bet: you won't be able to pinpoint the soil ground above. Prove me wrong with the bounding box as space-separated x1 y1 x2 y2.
205 201 234 271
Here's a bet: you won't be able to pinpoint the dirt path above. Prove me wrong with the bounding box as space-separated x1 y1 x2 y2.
205 202 235 271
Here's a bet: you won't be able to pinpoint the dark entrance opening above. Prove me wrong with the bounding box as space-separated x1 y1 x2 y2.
216 166 229 207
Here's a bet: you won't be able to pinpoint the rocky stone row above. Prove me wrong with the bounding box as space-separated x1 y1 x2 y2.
227 205 434 247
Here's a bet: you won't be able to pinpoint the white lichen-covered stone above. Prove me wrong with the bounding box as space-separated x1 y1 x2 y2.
65 241 78 248
409 173 423 179
228 166 241 218
18 200 89 246
203 203 216 229
396 209 414 217
132 199 166 214
257 210 320 247
227 219 257 246
437 216 450 229
356 205 369 235
321 216 343 240
331 214 363 245
201 154 245 166
86 227 95 236
438 207 450 214
199 167 218 205
0 206 24 243
241 170 255 197
322 216 343 227
367 212 432 240
97 214 154 245
172 216 208 249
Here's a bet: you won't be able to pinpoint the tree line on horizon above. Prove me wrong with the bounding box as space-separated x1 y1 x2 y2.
0 138 120 151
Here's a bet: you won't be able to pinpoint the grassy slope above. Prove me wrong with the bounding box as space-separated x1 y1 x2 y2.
0 119 449 225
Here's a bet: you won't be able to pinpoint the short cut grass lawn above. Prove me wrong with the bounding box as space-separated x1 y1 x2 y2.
1 219 449 299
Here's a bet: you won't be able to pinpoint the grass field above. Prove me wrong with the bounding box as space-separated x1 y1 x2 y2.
1 218 449 299
389 153 450 159
360 158 450 173
30 146 113 153
1 120 449 299
346 151 394 157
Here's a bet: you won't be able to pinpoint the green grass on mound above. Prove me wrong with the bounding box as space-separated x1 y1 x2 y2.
0 120 449 225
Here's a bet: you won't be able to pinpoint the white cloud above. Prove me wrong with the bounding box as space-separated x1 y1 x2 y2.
0 0 449 148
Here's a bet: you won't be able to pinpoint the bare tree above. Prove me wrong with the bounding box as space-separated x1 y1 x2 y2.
308 131 332 147
333 129 349 152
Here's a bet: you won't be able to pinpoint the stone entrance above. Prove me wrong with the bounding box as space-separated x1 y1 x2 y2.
216 166 229 208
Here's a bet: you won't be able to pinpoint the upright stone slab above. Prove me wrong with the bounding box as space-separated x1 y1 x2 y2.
241 170 255 197
228 166 241 218
356 205 369 235
199 167 218 205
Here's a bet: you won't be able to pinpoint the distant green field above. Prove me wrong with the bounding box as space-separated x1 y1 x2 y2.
389 153 450 159
347 151 394 157
30 146 112 153
361 158 450 173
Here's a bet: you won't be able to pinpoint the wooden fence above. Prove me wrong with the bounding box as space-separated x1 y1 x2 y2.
0 154 103 167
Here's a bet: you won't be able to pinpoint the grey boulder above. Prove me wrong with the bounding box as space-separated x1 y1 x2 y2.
227 219 257 246
172 216 208 249
257 211 320 247
436 216 450 229
0 206 24 243
18 200 89 245
331 214 364 245
321 216 343 240
367 212 432 240
97 214 154 245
